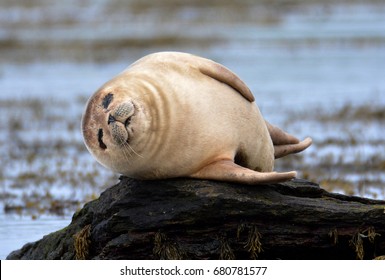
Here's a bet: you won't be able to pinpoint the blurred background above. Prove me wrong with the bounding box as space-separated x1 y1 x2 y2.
0 0 384 258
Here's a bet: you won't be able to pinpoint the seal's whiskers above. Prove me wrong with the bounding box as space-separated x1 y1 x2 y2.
123 141 144 159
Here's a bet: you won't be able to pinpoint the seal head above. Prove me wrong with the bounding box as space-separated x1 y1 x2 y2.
82 79 151 174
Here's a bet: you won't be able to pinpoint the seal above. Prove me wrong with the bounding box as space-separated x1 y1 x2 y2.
81 52 312 184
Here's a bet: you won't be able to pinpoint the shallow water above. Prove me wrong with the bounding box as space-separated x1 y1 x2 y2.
0 214 70 259
1 0 385 259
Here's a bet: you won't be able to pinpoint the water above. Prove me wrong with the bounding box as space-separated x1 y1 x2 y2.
1 0 385 259
0 214 70 259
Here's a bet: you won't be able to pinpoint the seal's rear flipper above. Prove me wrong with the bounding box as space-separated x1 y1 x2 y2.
265 121 313 159
190 160 296 185
265 121 300 145
274 137 313 159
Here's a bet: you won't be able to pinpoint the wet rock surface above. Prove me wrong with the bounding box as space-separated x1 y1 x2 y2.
7 177 385 260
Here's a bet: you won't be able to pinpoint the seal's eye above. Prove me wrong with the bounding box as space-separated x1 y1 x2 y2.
98 129 107 150
102 93 114 109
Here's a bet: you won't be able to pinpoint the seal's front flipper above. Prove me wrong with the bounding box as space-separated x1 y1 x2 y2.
195 58 255 102
190 160 296 185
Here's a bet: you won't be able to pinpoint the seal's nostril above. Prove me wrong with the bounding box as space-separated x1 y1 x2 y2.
108 114 116 125
125 116 132 127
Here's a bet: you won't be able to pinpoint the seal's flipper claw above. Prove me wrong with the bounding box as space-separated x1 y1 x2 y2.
190 160 296 185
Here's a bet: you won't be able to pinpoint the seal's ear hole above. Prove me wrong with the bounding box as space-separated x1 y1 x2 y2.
98 129 107 150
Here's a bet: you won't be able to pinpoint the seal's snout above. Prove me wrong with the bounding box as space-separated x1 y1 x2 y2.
110 102 134 124
107 111 132 127
108 101 134 129
107 102 135 146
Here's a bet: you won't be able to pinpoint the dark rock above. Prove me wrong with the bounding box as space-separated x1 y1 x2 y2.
7 177 385 260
